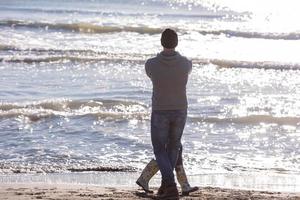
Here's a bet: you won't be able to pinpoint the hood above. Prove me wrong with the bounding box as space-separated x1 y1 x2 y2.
157 51 181 66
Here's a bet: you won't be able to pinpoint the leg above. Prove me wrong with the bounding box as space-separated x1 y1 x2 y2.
166 110 187 170
151 111 175 186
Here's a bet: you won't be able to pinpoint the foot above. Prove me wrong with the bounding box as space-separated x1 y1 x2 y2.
157 184 166 195
157 185 179 200
182 186 199 196
136 178 153 193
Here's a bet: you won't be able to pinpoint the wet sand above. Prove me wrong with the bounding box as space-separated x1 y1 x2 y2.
1 183 300 200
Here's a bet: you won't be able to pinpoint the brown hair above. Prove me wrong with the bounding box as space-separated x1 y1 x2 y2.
161 28 178 49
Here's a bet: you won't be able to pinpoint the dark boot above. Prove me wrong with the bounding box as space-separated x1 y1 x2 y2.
157 184 167 196
157 184 179 200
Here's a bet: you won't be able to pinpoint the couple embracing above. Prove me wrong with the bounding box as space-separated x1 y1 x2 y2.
136 29 198 200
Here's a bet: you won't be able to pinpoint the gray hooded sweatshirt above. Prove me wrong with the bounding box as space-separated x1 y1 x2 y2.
145 51 192 110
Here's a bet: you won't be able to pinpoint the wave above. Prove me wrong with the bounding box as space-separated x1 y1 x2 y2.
1 99 299 125
0 6 143 16
0 6 227 19
1 52 299 70
67 166 135 172
0 56 145 64
0 44 17 51
0 99 149 122
198 30 300 40
190 115 300 126
0 20 163 34
0 162 136 174
0 46 151 63
0 46 154 58
209 59 300 70
2 19 300 40
0 54 300 70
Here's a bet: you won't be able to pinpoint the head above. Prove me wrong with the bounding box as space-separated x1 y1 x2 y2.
161 28 178 50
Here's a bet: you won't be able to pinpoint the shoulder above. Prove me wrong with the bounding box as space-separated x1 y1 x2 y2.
145 56 159 72
145 56 158 66
178 54 192 66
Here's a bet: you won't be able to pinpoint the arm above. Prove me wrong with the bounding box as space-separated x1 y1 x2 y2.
145 60 152 78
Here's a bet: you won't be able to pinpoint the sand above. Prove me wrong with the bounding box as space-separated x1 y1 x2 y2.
0 183 300 200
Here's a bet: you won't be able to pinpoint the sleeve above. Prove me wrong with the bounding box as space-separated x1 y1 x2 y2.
145 60 152 78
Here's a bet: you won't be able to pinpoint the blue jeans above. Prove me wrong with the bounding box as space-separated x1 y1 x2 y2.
151 110 187 186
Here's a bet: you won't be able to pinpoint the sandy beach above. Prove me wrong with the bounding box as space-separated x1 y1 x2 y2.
0 183 299 200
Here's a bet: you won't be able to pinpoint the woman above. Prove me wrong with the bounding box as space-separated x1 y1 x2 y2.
136 146 198 196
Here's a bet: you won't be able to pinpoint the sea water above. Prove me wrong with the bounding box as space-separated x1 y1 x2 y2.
0 0 300 191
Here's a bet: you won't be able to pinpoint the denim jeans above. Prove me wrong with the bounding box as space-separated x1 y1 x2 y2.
151 110 187 186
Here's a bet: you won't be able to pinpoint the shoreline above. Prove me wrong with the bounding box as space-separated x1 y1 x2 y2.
1 172 300 193
0 172 300 199
1 183 300 200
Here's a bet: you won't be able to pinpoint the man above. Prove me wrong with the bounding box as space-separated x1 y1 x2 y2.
145 28 192 200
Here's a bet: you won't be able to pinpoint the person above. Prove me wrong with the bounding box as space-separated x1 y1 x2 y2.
142 28 192 200
136 145 199 196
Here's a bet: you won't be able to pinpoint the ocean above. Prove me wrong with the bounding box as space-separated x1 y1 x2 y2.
1 0 300 191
